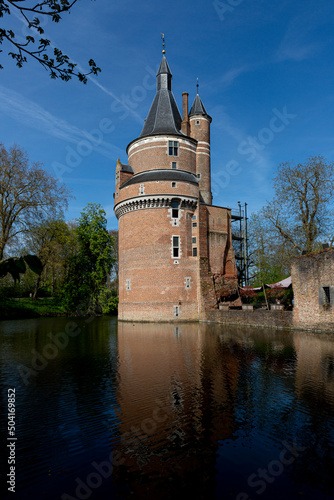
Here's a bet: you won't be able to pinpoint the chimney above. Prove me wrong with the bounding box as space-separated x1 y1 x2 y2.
181 92 190 135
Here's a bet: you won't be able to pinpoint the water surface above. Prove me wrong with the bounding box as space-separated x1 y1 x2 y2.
0 317 334 499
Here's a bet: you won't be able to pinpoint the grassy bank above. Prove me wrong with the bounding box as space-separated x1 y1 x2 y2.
0 298 67 320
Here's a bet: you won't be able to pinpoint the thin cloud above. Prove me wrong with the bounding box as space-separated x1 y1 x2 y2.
276 14 322 62
9 7 144 125
220 64 254 87
0 85 123 158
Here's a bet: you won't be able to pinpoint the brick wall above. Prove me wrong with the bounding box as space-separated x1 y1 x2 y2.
127 136 197 175
118 207 199 321
292 249 334 331
201 309 293 330
189 116 212 204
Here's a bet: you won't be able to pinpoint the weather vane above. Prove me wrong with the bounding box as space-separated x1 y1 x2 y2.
161 33 166 54
196 77 199 94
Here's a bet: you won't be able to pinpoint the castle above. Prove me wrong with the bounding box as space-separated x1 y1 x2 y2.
114 51 237 321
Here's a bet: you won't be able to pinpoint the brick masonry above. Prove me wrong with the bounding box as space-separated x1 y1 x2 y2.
292 248 334 332
201 309 293 330
114 55 238 321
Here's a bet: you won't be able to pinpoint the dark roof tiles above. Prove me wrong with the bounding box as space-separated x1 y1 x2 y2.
140 55 183 138
120 169 198 188
189 94 210 118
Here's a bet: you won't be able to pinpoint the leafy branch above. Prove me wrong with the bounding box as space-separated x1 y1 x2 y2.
0 0 101 82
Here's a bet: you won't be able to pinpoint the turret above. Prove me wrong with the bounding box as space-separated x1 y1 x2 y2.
189 89 212 205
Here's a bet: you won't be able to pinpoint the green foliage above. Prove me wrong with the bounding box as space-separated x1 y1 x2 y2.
98 288 119 314
0 297 66 320
61 203 115 314
0 255 43 283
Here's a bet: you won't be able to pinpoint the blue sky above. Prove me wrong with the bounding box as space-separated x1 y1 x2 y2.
1 0 334 229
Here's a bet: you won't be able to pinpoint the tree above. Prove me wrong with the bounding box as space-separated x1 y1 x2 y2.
23 218 76 298
0 0 100 82
247 212 296 286
260 156 334 255
0 143 71 260
108 229 118 294
0 254 42 283
62 203 115 313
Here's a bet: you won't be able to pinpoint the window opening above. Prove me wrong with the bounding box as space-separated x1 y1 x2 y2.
126 279 131 290
172 161 177 169
173 236 180 258
169 141 179 156
171 200 179 219
324 286 331 304
192 247 197 257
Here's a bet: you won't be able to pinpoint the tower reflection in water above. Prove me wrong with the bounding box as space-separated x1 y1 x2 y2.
112 321 240 499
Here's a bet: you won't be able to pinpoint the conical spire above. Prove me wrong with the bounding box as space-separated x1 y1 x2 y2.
140 54 183 137
189 93 209 117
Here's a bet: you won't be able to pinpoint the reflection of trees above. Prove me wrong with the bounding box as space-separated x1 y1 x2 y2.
0 316 120 499
1 319 334 499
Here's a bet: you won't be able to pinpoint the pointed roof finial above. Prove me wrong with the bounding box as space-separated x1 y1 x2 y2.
161 33 166 54
196 77 199 94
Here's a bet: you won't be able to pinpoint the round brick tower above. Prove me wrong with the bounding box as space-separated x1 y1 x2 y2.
189 91 213 205
115 53 201 321
114 52 237 321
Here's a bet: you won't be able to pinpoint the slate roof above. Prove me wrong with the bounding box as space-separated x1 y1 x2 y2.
189 93 210 118
140 55 183 138
120 163 134 173
120 169 199 188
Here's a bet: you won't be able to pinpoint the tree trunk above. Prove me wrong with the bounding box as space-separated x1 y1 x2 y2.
33 274 41 300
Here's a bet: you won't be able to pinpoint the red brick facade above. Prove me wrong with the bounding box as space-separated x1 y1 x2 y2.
114 54 237 321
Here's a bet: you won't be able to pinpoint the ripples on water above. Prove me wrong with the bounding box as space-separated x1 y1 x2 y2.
0 317 334 500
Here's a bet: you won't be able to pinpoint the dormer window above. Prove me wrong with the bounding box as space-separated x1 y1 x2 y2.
169 141 179 156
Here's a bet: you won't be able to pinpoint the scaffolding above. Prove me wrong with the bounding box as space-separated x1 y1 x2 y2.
231 202 249 286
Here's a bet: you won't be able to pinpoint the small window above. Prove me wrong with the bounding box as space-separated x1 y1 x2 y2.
169 141 179 156
192 237 197 244
192 247 197 257
172 182 177 188
172 236 180 258
324 286 331 304
126 279 131 290
139 184 145 195
172 162 177 169
192 215 196 220
197 173 201 179
192 222 197 228
171 200 179 219
196 120 200 125
174 305 179 317
185 277 191 289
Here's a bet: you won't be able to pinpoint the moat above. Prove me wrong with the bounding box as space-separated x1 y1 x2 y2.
1 317 334 499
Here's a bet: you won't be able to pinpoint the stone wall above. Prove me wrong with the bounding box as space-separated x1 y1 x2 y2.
292 248 334 332
201 309 293 330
